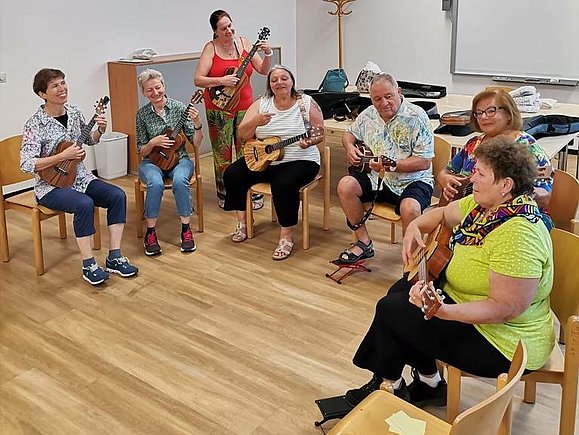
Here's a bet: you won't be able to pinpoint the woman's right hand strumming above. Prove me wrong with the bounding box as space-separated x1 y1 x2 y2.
61 145 85 161
220 74 240 87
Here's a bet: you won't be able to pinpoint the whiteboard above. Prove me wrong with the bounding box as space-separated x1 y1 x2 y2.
451 0 579 82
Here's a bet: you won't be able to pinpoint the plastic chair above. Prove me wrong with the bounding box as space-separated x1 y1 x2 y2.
548 169 579 233
330 341 527 435
447 229 579 435
135 142 204 237
365 136 452 244
246 141 330 250
0 135 101 275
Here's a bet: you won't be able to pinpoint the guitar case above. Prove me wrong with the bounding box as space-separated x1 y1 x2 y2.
433 110 475 136
302 90 372 120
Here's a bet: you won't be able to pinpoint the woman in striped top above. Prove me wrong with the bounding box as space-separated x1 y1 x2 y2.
222 65 324 260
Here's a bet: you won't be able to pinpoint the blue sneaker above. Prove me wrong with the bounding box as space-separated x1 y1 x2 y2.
82 262 110 285
105 256 139 277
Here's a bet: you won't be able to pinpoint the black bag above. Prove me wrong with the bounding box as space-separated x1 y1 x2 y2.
433 110 474 136
522 114 579 139
303 90 371 120
412 101 440 119
397 80 447 99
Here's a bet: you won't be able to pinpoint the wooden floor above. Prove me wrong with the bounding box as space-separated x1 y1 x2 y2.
0 154 576 434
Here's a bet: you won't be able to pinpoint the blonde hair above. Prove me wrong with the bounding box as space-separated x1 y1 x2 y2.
137 69 164 92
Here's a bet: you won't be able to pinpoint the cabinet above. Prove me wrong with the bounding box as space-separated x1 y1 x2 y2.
107 48 282 173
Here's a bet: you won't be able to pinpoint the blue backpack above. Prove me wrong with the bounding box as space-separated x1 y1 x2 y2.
319 68 349 92
523 115 579 139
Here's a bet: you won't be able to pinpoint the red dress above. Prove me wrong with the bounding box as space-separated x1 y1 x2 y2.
203 42 254 113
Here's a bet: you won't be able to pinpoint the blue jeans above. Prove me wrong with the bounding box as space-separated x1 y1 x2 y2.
38 179 126 237
138 157 194 219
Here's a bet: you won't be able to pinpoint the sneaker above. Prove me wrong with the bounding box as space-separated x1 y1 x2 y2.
105 256 139 278
345 376 410 407
82 262 109 285
144 230 162 256
180 227 196 252
407 368 447 408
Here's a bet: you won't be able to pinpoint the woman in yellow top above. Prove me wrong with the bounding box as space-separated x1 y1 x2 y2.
343 136 554 409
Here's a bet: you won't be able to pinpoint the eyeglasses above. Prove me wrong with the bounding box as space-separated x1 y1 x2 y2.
473 106 504 118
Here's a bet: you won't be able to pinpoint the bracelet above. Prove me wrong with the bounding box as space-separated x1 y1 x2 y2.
264 50 273 57
194 125 202 131
97 127 105 134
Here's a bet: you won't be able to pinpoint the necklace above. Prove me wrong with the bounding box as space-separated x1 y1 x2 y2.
219 39 236 57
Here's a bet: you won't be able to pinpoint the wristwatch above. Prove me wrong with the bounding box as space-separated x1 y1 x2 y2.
388 161 397 172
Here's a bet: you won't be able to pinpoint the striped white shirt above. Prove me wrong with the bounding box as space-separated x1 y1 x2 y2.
255 94 320 165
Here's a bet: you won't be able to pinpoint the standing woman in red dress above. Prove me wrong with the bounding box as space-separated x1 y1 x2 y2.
194 9 272 210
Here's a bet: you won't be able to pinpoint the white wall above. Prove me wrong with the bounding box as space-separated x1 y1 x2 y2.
296 0 579 104
0 0 297 142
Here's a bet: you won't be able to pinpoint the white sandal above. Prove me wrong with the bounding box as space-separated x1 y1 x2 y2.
231 222 247 243
272 239 294 261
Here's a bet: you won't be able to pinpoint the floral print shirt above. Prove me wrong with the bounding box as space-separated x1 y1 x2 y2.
21 105 97 200
348 99 434 195
447 131 553 192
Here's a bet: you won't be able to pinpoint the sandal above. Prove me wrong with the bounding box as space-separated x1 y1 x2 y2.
252 194 264 211
231 222 247 243
272 239 294 261
337 239 374 264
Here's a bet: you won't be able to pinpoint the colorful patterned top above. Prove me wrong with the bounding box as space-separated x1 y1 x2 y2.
203 41 254 112
136 97 196 161
447 131 553 192
348 99 434 196
443 194 554 370
21 105 97 200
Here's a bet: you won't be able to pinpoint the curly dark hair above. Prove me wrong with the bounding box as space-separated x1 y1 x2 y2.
474 135 537 197
33 68 65 96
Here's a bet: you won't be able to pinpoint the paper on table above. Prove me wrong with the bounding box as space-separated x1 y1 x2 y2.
385 410 426 435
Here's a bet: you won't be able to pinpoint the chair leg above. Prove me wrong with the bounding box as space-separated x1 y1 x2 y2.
522 380 537 404
32 209 45 276
93 208 101 250
196 176 204 232
446 365 462 422
302 190 309 250
0 206 10 262
58 213 67 239
390 222 397 244
246 190 255 239
135 182 144 238
323 175 330 231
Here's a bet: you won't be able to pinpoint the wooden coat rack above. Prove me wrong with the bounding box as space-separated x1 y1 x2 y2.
324 0 357 68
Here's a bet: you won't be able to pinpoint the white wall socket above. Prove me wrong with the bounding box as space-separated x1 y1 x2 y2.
0 72 6 83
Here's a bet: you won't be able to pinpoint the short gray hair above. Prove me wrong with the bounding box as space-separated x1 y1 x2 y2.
137 69 164 91
370 73 398 90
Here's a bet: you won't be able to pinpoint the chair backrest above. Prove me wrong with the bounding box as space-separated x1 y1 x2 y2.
550 228 579 333
0 135 31 188
450 341 527 435
548 169 579 232
433 136 452 179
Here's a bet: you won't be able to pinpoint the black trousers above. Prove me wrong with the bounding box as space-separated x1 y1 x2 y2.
223 158 320 227
352 277 512 380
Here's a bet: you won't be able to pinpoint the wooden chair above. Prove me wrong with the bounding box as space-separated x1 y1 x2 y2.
447 229 579 435
246 141 330 250
0 135 101 276
330 341 527 435
548 169 579 233
135 142 204 237
365 136 452 244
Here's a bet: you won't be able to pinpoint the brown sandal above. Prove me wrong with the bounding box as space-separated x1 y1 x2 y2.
272 239 294 261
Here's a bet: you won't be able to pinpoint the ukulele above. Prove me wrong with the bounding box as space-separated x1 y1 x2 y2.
39 96 110 188
244 126 324 172
208 27 271 112
149 90 204 171
352 141 396 172
404 224 451 320
438 175 472 207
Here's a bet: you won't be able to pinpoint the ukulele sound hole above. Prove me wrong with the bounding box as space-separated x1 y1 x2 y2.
265 144 274 154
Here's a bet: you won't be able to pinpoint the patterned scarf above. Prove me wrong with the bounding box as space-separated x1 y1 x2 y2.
451 194 541 247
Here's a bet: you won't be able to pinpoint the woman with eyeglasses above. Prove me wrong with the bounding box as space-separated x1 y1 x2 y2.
437 89 553 225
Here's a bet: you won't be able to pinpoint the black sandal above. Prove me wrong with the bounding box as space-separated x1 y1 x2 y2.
337 240 374 265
